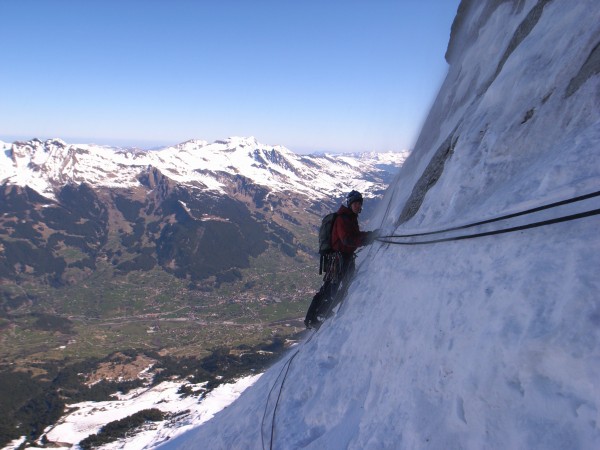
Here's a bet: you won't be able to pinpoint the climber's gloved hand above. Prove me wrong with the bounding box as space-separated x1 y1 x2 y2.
364 229 381 245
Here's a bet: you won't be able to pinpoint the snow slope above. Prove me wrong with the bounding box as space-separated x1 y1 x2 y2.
47 376 261 450
2 376 260 450
161 1 600 449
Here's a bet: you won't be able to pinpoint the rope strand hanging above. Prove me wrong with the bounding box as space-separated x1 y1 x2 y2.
378 206 600 245
384 190 600 239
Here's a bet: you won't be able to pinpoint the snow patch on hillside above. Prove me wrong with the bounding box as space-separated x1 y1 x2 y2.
4 375 260 450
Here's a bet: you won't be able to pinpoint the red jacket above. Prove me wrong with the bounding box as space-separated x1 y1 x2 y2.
331 205 368 255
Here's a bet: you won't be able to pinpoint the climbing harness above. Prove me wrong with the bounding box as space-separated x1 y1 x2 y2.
318 252 357 320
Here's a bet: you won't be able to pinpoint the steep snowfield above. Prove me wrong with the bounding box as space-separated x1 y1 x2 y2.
2 376 261 450
161 1 600 449
47 376 261 449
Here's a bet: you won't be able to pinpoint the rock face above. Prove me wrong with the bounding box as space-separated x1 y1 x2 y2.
388 0 599 231
160 1 600 449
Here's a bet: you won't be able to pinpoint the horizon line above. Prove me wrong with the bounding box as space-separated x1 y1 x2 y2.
0 134 410 155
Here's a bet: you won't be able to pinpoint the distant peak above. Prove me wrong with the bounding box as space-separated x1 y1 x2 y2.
46 138 67 147
215 136 259 147
175 139 209 150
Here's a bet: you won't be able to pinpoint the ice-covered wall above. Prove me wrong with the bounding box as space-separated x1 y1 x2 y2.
379 0 599 230
162 1 600 448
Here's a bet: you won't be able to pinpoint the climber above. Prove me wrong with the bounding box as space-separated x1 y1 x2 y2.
304 190 378 329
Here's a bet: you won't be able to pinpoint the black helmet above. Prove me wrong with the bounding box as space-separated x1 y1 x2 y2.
345 190 363 208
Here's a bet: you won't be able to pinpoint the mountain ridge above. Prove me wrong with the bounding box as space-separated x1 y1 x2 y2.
0 135 406 297
0 134 406 361
1 136 408 200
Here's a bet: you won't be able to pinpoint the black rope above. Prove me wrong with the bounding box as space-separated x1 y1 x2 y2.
269 350 301 450
260 192 600 449
264 256 365 450
386 190 600 238
378 207 600 245
261 353 293 450
261 251 359 449
263 253 367 448
261 329 319 450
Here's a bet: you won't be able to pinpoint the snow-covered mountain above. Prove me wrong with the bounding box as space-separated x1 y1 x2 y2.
0 135 406 296
0 136 407 200
159 1 600 449
0 135 408 448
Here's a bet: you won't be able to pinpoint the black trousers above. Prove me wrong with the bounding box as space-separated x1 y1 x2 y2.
305 253 355 323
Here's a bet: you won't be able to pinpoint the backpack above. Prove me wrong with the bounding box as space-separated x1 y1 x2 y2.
318 212 337 274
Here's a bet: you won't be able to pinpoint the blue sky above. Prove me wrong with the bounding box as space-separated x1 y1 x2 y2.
0 1 460 153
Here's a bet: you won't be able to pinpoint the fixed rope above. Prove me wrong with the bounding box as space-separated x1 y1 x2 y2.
261 349 298 450
262 192 600 448
261 352 291 450
261 329 319 450
268 350 300 450
385 190 600 239
261 257 366 449
378 207 600 245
